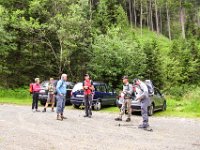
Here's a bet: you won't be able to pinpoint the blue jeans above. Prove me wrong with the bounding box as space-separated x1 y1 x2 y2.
56 95 66 114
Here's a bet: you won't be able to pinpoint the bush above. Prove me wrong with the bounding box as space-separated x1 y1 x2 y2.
0 87 30 99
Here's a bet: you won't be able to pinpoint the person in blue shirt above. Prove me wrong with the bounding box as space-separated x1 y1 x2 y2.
56 74 67 121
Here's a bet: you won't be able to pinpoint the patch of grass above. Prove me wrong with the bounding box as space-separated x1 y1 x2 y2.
155 98 200 118
0 97 32 105
101 106 119 113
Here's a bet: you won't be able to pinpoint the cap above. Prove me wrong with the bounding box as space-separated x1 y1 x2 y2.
133 78 139 83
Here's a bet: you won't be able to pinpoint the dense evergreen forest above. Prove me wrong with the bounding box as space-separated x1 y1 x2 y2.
0 0 200 96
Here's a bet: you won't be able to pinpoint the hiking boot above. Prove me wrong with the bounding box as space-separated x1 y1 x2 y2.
138 124 149 129
126 118 131 122
57 115 62 121
61 114 67 119
115 117 122 121
42 108 46 112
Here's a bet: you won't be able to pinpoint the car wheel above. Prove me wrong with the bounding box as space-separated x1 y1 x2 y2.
72 104 80 109
162 101 167 111
94 101 102 111
148 104 154 116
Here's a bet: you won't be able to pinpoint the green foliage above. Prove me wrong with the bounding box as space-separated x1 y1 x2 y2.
89 26 146 88
143 40 164 88
0 0 200 102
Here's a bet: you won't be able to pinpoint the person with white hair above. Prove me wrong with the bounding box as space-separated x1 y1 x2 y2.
32 78 42 112
56 74 67 121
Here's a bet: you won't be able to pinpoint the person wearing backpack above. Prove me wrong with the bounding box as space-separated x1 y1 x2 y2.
133 78 150 129
56 74 67 121
83 74 94 118
115 76 133 122
42 78 55 112
32 78 42 112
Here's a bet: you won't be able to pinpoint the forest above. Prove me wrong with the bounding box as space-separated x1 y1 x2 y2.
0 0 200 98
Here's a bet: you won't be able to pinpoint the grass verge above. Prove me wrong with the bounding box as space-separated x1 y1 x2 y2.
0 96 200 118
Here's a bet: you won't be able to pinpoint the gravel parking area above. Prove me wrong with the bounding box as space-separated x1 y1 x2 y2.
0 104 200 150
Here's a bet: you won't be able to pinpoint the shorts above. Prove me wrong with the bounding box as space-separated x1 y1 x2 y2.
47 93 55 103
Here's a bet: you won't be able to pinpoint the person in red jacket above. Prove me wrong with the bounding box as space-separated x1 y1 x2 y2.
32 78 42 112
83 74 94 118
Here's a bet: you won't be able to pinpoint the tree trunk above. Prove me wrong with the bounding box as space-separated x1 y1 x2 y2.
155 0 159 34
129 0 133 27
159 8 162 33
133 0 137 27
149 0 153 31
89 0 93 21
140 0 143 36
180 0 186 39
146 0 149 28
166 2 171 40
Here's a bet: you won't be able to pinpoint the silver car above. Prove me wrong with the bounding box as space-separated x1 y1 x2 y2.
116 88 166 116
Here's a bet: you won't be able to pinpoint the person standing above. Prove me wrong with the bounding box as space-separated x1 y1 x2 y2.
115 76 133 122
133 78 150 129
32 78 42 112
42 78 55 112
83 74 94 118
56 74 67 121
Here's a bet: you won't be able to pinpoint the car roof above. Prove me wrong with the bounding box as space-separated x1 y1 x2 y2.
76 81 106 86
41 80 74 85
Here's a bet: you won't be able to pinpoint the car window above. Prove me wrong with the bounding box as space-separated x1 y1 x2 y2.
67 83 74 89
72 83 83 92
41 82 48 88
154 89 161 97
95 85 107 92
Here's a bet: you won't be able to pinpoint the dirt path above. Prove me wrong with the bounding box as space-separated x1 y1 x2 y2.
0 104 200 150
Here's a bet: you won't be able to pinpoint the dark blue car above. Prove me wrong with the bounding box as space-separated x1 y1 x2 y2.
70 82 117 110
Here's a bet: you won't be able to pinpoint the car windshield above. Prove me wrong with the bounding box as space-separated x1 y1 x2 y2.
72 82 83 92
41 82 49 88
67 82 74 89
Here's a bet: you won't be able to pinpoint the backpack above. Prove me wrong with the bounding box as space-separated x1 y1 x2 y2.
29 83 34 94
54 80 64 95
144 80 154 96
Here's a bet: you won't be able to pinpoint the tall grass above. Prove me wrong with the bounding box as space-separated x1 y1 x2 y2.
0 88 31 105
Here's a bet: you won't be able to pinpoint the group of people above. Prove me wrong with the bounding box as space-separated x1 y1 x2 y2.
31 74 95 121
31 73 151 129
115 76 150 129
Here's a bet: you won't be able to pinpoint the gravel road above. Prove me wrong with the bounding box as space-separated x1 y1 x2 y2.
0 104 200 150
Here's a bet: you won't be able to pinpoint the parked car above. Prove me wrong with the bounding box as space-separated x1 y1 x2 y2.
70 82 117 110
116 88 166 116
39 80 74 106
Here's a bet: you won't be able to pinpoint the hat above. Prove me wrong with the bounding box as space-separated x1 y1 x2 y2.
133 78 139 83
122 76 128 79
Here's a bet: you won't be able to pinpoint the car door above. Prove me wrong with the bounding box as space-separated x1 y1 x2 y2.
106 85 116 105
99 84 110 105
153 89 163 109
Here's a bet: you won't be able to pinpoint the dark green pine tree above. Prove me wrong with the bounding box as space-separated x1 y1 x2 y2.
143 40 164 89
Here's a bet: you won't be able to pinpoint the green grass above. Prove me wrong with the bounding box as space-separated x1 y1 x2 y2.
155 98 200 118
0 97 32 105
0 88 200 118
101 97 200 118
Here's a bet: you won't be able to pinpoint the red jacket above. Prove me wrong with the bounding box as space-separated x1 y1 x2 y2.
83 80 93 95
